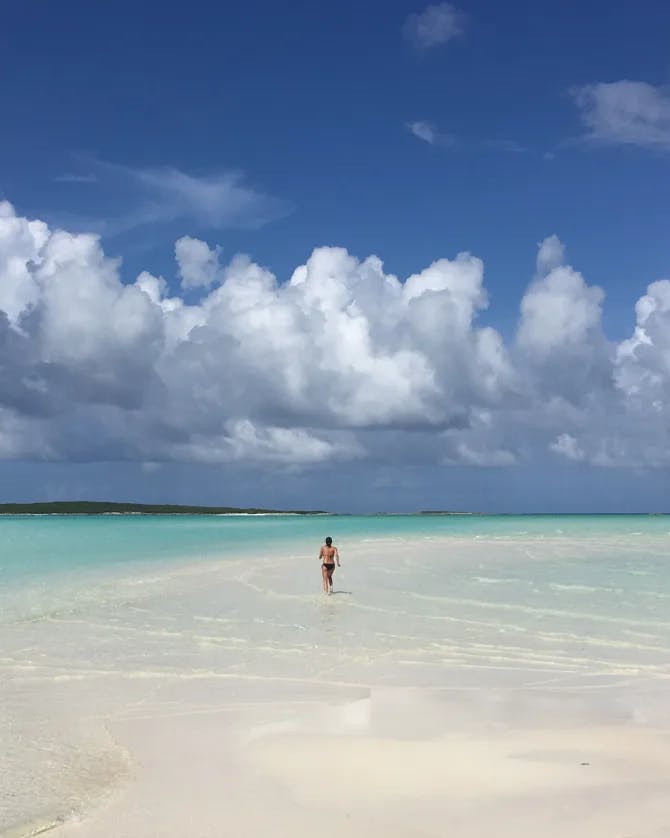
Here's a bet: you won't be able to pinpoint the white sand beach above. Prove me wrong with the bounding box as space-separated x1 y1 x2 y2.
4 531 670 837
54 689 670 838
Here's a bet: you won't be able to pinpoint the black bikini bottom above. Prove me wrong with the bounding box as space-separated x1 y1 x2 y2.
322 563 335 571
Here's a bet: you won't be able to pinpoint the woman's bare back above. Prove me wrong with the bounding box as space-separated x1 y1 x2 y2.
320 545 337 565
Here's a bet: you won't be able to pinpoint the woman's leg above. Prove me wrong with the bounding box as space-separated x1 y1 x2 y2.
322 565 329 593
327 566 334 592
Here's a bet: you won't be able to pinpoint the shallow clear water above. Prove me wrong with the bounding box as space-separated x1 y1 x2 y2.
2 514 670 834
2 512 669 586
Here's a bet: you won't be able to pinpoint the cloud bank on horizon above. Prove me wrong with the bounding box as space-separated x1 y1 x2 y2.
0 201 668 471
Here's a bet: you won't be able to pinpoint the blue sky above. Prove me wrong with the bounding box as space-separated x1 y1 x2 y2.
0 0 669 510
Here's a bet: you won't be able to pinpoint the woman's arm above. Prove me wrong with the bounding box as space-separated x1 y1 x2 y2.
335 547 341 566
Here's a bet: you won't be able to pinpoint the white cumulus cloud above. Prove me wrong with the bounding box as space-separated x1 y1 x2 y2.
518 238 606 358
0 204 668 471
175 236 222 289
571 80 670 150
535 234 566 278
615 279 670 402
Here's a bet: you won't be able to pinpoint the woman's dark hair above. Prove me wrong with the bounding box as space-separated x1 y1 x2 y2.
325 536 332 546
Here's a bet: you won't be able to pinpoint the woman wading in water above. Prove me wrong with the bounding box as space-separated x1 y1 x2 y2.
319 537 340 594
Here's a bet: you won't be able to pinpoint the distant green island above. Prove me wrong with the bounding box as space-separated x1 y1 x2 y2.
0 502 326 515
419 510 478 515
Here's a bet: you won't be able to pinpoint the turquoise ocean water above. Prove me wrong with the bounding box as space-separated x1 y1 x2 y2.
2 512 669 622
3 514 670 835
3 512 669 585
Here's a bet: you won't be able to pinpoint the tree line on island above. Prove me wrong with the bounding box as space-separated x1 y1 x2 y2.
0 502 326 515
